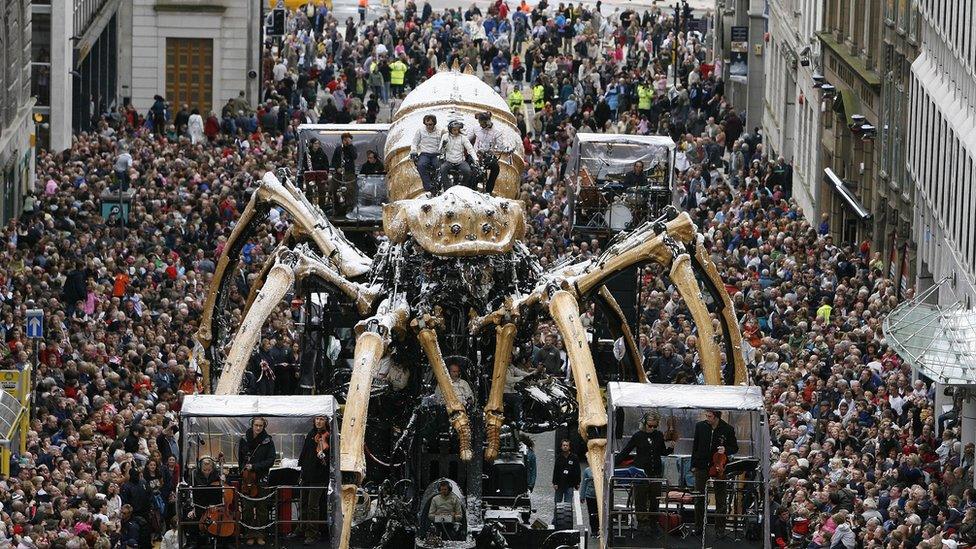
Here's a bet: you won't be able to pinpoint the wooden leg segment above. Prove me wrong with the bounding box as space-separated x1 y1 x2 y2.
338 329 388 549
417 328 473 461
214 258 295 395
548 290 608 537
484 323 516 462
668 253 723 385
692 237 748 384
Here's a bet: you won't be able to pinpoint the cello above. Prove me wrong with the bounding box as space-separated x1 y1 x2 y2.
709 435 728 478
199 453 239 538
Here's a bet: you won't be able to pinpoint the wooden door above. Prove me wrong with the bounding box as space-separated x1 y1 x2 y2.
165 37 213 113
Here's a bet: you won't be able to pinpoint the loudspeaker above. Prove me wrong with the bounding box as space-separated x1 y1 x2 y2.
485 460 528 498
595 265 639 339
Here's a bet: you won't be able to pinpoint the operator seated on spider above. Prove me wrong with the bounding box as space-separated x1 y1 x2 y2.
410 114 443 193
426 480 464 541
438 120 477 191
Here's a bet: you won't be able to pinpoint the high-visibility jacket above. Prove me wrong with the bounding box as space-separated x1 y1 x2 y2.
358 0 367 7
508 89 524 113
390 60 407 85
532 84 545 110
637 85 653 110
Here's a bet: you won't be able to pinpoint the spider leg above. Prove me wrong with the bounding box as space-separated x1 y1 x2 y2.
556 211 737 385
338 299 409 549
690 235 747 384
197 171 371 379
571 212 696 296
595 286 647 383
214 250 297 395
667 250 723 385
548 289 608 537
484 322 516 462
417 328 473 461
241 228 300 319
213 245 380 395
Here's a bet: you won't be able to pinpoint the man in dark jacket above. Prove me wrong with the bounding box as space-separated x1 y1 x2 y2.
156 418 179 465
552 438 581 505
295 415 331 545
649 344 682 383
120 504 151 548
691 409 738 535
238 417 277 545
329 132 358 214
615 411 675 528
121 468 153 525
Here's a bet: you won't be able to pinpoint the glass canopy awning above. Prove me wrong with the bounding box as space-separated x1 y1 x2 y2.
883 277 976 385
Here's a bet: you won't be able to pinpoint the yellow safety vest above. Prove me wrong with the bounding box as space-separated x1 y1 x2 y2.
390 61 407 85
638 85 653 110
532 84 545 109
508 89 524 112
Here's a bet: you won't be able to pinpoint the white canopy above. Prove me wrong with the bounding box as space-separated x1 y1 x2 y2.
573 133 676 147
607 382 765 411
298 123 391 133
180 395 338 418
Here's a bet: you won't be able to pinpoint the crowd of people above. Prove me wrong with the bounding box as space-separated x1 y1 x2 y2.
0 0 973 547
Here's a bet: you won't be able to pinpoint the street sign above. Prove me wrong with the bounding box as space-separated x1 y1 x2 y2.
0 371 21 394
266 8 286 37
26 309 43 339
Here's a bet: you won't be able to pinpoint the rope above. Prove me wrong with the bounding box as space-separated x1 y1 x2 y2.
236 491 277 502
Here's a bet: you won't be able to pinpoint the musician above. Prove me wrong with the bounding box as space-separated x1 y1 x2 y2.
329 132 358 214
307 139 329 171
238 417 277 546
295 415 331 545
191 457 222 508
691 409 738 536
472 111 503 194
622 160 648 189
614 411 675 530
188 456 223 547
360 149 385 175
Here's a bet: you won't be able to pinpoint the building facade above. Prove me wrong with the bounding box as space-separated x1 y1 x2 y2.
817 0 883 246
124 0 262 119
906 0 976 304
1 0 35 222
33 0 123 152
713 0 767 132
761 0 823 218
876 0 919 294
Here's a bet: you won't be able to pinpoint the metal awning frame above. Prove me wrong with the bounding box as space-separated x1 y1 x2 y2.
883 276 976 386
824 167 871 220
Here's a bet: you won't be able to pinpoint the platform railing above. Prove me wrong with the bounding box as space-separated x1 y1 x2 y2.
176 483 332 548
607 475 766 548
702 478 765 544
607 475 699 549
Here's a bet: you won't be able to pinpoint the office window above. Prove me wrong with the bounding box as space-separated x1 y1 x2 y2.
165 38 214 114
908 2 918 41
970 157 975 275
950 136 958 244
885 0 897 22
